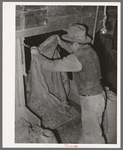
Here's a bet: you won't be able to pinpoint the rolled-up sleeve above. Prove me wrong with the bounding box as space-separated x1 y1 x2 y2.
36 53 82 72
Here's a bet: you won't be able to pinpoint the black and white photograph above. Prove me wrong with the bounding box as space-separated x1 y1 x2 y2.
2 2 121 148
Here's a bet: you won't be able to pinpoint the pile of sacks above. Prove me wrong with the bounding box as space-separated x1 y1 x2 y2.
15 117 58 143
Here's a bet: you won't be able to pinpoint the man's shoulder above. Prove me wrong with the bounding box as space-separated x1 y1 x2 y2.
82 44 93 50
81 44 94 54
74 44 96 58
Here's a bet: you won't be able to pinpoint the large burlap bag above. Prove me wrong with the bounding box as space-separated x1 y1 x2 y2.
103 87 117 144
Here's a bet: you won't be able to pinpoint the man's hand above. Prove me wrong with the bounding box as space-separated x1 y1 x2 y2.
55 35 62 46
31 46 39 56
42 35 62 47
43 35 57 47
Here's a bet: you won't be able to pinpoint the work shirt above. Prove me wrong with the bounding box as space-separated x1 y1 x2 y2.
73 44 103 95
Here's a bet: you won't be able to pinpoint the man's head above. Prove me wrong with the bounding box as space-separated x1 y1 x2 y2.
62 24 91 51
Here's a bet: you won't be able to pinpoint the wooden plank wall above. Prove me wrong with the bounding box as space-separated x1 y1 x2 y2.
16 5 117 38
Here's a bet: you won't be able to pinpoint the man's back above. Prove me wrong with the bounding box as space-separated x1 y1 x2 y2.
73 44 103 95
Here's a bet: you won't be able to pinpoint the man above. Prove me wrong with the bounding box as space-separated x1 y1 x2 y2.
31 24 106 144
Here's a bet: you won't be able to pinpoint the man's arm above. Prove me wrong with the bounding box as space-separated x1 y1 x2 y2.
37 53 82 72
31 47 82 72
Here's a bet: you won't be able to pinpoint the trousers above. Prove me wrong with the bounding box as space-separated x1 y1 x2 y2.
79 91 106 144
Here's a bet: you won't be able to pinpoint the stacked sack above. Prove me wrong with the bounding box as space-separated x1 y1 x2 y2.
103 87 117 144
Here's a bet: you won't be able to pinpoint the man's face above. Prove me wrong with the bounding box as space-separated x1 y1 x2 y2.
69 42 80 52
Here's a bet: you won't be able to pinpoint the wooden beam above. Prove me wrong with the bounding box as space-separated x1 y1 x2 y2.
16 14 80 38
15 39 25 107
16 24 64 39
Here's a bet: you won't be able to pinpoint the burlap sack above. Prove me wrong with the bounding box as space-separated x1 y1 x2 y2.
103 87 117 144
15 118 58 143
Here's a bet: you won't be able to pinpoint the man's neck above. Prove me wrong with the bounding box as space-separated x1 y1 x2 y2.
76 43 88 51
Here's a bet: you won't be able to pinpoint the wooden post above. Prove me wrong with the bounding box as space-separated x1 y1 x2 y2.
20 38 27 76
15 39 25 108
92 6 99 45
15 38 41 126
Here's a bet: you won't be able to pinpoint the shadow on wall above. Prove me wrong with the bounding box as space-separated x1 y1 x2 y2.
93 31 117 93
